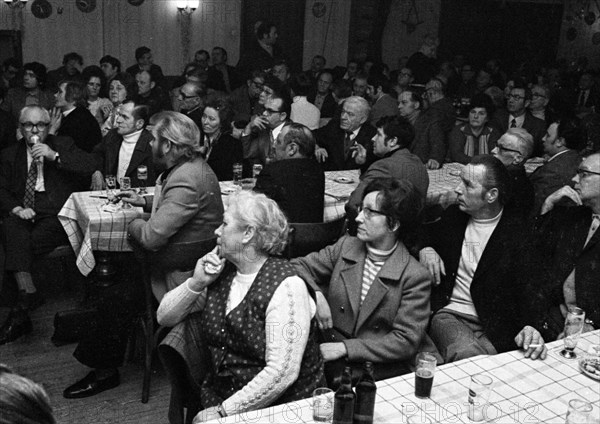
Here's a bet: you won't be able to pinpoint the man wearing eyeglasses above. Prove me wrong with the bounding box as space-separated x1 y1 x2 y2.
230 70 266 122
490 85 546 157
0 105 96 345
241 90 292 167
528 84 550 122
524 153 600 343
492 128 535 217
177 82 205 128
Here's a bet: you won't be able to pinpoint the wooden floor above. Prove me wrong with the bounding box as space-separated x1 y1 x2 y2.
0 284 172 423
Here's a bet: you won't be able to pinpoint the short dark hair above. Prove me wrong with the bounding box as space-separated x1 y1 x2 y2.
203 97 234 133
556 116 585 151
281 122 315 157
272 89 292 118
375 116 415 149
256 21 275 40
290 73 312 97
313 55 326 63
469 155 511 206
99 55 121 73
511 81 532 101
332 78 352 99
135 46 151 61
469 93 496 116
362 178 424 237
212 46 227 60
402 88 423 109
195 49 210 60
123 99 150 127
23 62 47 88
136 69 154 83
62 52 83 66
111 72 138 100
367 73 391 94
58 80 84 105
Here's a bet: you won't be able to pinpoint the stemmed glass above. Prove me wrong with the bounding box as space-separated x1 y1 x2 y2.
560 307 586 359
137 165 148 195
105 175 117 204
119 177 132 209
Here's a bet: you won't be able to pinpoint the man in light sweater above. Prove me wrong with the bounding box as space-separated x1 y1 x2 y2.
90 99 157 189
419 155 547 363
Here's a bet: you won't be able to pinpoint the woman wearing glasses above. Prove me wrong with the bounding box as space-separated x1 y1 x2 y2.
200 97 243 180
292 178 439 385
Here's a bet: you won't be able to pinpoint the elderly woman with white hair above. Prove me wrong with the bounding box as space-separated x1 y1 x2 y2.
157 190 324 424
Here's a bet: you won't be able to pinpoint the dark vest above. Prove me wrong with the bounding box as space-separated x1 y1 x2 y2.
200 257 324 408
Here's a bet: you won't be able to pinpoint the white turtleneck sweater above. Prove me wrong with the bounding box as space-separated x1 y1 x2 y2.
444 210 503 318
117 129 143 182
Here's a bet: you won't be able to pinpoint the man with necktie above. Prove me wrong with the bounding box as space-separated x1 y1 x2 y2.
0 105 96 344
524 153 600 342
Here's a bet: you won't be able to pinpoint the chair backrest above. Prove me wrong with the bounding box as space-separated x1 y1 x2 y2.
285 217 346 259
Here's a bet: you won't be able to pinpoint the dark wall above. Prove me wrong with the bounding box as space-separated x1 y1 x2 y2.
438 0 563 71
240 0 306 73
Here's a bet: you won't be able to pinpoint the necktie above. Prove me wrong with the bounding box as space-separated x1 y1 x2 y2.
510 118 517 128
23 161 37 209
343 132 353 160
584 214 600 247
266 130 276 163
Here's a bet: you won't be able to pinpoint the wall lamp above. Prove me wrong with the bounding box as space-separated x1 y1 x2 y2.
3 0 27 8
176 0 199 16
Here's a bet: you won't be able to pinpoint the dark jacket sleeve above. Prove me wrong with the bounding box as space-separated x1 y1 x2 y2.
53 136 99 177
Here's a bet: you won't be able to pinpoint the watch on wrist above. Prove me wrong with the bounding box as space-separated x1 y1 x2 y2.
585 318 595 329
54 152 60 163
217 403 227 417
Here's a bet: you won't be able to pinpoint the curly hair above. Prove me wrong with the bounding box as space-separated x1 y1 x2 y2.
228 191 289 256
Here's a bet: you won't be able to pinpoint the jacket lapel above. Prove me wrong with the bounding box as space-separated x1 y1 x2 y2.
106 132 122 175
472 211 516 281
125 130 152 177
338 241 365 319
354 242 410 332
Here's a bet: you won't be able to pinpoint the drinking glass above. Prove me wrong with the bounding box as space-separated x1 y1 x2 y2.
312 387 333 422
414 352 437 399
560 307 586 359
137 165 148 194
119 177 132 209
232 163 243 186
105 175 117 203
566 399 593 424
252 164 263 178
467 374 493 422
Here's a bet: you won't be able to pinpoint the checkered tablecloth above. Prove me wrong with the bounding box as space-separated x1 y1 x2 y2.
207 330 600 424
58 191 150 276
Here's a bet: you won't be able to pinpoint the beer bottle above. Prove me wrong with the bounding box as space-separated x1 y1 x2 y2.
353 362 376 424
333 366 355 424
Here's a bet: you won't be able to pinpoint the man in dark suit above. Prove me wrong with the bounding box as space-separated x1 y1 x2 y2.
64 111 223 399
236 22 283 78
208 46 242 93
0 93 16 150
419 155 547 362
315 96 376 171
346 116 428 220
50 80 102 158
0 105 96 345
254 122 324 223
490 85 547 157
240 89 292 168
90 100 157 190
529 116 583 215
492 128 535 217
307 70 337 119
125 46 164 87
525 153 600 342
574 72 600 117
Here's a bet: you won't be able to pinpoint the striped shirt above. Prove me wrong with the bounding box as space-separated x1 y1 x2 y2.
360 243 397 305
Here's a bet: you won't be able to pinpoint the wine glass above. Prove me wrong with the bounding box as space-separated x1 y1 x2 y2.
119 177 132 209
560 307 585 359
137 165 148 195
105 174 117 204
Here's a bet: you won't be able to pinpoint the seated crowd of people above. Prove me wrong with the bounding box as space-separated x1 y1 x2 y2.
0 23 599 424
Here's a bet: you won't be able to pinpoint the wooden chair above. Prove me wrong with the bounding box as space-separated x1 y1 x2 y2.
129 237 216 404
284 217 347 259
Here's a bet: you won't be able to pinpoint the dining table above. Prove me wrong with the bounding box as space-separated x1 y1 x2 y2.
58 161 543 277
205 330 600 424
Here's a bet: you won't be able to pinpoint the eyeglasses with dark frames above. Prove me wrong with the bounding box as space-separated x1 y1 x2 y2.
357 205 387 219
497 144 523 156
576 168 600 178
20 121 49 131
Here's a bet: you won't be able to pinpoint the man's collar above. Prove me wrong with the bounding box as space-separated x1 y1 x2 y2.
547 148 571 162
62 106 76 117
